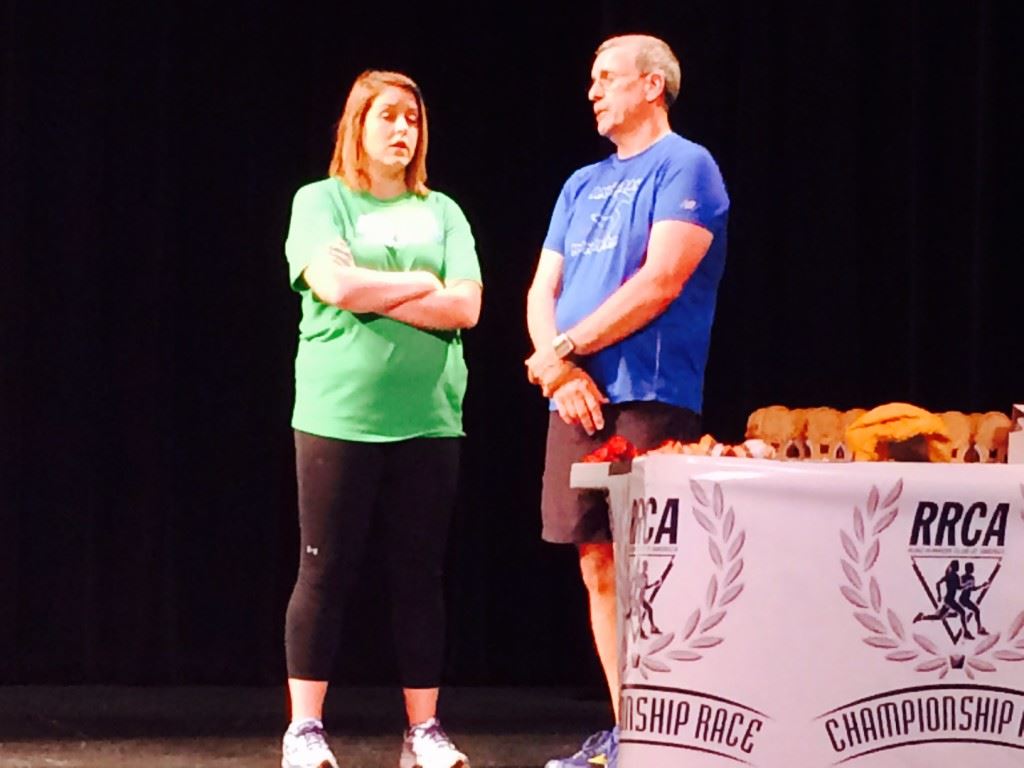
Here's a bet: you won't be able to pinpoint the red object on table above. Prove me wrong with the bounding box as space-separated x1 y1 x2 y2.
582 435 638 463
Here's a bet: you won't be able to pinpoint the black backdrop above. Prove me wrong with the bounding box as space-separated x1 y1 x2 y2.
2 1 1022 686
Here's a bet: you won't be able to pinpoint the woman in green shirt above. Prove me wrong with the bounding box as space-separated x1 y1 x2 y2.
281 70 481 768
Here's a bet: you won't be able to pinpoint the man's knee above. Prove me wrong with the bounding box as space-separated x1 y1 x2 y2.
579 543 615 595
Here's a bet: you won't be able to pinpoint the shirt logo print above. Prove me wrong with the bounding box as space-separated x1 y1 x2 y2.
569 177 643 258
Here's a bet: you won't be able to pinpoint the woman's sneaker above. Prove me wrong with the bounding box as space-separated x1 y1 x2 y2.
544 726 619 767
399 717 469 768
281 718 339 768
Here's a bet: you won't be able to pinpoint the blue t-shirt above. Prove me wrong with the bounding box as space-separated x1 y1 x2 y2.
542 132 729 413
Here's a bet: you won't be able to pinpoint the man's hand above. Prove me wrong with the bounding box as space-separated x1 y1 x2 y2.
551 368 608 435
525 347 577 396
525 345 559 383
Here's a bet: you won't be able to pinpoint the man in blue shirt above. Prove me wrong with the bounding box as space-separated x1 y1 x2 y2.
525 33 729 768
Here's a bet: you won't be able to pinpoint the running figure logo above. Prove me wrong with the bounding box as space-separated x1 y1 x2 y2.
626 558 674 639
912 559 996 641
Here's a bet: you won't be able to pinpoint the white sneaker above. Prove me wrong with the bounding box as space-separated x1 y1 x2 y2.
399 717 469 768
282 718 339 768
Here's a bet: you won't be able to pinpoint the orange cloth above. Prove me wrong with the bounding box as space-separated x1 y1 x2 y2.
845 402 952 462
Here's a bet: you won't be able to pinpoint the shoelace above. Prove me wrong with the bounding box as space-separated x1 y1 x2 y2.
289 721 328 751
409 720 454 749
575 728 614 758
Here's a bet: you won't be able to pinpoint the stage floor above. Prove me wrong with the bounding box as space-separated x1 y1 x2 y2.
0 685 609 767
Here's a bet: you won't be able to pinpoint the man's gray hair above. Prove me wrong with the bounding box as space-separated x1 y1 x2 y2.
596 34 682 108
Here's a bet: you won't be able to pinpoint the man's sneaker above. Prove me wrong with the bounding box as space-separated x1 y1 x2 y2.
281 718 339 768
544 726 619 768
399 717 469 768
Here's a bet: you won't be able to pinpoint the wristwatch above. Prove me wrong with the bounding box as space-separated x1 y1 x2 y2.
552 332 576 359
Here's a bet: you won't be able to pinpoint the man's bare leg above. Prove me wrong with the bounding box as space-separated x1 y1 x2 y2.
579 542 619 721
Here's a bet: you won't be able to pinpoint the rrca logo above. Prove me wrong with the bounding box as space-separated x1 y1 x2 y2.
910 500 1009 549
629 496 680 547
908 500 1009 645
825 482 1024 762
835 481 1023 679
626 497 680 641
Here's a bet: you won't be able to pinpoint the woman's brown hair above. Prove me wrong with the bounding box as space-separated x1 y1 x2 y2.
328 70 429 196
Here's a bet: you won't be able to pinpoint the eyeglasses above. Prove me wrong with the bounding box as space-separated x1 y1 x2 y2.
589 70 650 92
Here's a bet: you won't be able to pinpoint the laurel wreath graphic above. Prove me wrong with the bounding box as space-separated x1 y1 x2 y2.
628 480 745 678
840 480 1024 679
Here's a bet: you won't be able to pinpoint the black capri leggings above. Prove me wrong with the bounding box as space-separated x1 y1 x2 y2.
285 430 460 688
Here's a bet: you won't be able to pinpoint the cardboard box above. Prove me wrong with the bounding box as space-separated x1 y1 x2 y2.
1009 403 1024 464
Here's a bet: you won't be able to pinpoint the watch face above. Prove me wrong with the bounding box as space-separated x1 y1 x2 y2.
554 334 574 358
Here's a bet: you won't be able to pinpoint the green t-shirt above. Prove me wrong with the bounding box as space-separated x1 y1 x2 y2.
284 178 482 442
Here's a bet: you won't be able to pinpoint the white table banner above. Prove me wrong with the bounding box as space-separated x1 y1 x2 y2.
571 455 1024 767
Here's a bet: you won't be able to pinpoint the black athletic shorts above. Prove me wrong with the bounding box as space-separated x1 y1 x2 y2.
540 400 700 544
